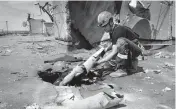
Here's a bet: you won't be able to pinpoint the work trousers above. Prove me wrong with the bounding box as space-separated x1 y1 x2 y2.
103 37 142 75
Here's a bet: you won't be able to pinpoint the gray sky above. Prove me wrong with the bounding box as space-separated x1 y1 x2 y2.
0 1 51 31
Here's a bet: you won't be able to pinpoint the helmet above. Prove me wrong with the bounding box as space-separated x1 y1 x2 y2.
97 11 112 27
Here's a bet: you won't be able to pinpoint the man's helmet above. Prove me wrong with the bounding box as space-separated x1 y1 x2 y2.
97 11 112 27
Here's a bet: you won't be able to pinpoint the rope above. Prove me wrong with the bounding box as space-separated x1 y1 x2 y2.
156 3 163 30
157 6 170 33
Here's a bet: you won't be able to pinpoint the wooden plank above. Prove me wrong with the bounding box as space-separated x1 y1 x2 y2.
139 39 175 45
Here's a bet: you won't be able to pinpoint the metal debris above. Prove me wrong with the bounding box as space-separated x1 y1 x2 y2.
144 69 153 73
153 70 161 74
163 62 175 70
164 62 175 67
109 69 127 78
67 92 123 109
1 49 12 56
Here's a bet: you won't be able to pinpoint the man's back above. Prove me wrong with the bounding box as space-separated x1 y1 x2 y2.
110 25 139 44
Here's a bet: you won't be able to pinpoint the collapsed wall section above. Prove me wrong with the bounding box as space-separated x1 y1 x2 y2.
53 1 122 48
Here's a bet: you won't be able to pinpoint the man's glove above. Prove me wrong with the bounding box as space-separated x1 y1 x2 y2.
100 50 106 57
93 61 99 67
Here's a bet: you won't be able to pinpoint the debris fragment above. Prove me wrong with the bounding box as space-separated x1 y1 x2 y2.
164 62 175 67
11 72 20 74
154 52 162 58
162 87 171 92
153 52 173 59
109 69 127 78
144 69 153 73
55 86 83 106
36 44 44 49
144 76 151 79
144 69 162 74
1 49 12 56
153 70 161 74
25 103 41 109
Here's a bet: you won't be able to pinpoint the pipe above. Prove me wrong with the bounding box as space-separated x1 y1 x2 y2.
60 48 105 86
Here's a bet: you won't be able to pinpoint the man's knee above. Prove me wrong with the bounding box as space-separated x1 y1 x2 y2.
116 38 129 54
116 38 127 47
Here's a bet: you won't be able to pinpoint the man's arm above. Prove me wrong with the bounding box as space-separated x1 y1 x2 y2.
105 43 112 52
97 44 118 64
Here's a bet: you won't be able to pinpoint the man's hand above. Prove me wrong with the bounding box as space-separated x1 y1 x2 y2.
93 61 99 67
100 50 106 57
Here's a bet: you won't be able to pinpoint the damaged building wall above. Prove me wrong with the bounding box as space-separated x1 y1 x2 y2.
69 1 122 44
53 1 122 47
53 1 174 49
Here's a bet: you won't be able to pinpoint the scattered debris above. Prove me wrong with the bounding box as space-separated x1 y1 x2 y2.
154 70 161 74
1 49 12 56
162 87 171 92
144 69 162 74
0 102 8 108
164 62 175 67
163 62 175 70
153 52 173 59
25 103 41 109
